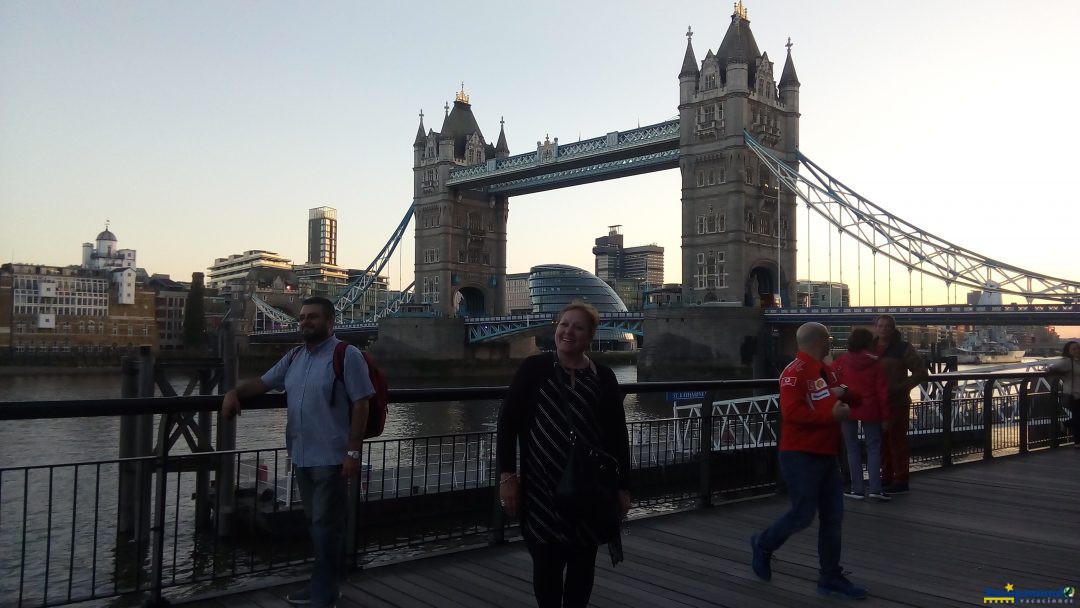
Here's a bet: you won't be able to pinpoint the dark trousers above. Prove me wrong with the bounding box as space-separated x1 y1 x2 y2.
295 465 347 607
881 403 911 485
525 540 599 608
758 451 844 581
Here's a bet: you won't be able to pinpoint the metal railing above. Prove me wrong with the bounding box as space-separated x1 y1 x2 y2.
0 372 1073 607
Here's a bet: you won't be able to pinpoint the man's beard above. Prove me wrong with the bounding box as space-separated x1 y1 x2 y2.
300 326 330 343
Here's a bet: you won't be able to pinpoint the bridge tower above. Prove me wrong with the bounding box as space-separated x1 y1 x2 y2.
412 88 510 316
678 3 800 307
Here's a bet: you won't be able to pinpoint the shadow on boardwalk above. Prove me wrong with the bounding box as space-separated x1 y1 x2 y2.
182 449 1079 607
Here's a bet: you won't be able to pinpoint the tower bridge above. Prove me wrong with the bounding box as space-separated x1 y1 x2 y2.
249 3 1079 367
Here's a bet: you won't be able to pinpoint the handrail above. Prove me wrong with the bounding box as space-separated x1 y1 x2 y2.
0 372 1047 421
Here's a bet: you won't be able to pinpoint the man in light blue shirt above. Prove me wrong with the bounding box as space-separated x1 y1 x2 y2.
223 297 374 607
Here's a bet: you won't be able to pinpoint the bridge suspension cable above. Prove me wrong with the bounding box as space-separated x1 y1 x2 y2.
251 293 298 329
369 281 415 323
333 206 414 321
745 132 1080 303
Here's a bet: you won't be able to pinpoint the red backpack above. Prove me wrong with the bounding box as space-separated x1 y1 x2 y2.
287 342 389 438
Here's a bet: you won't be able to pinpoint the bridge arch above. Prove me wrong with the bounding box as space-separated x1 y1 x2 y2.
454 286 486 317
745 261 781 307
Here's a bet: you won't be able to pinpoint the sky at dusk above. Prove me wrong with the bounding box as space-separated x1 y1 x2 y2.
2 1 1078 317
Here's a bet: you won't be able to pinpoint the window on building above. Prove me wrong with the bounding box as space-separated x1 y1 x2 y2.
696 170 705 187
704 74 717 90
694 250 727 289
423 248 440 264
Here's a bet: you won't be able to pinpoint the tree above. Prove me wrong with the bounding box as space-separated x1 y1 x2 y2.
183 272 207 349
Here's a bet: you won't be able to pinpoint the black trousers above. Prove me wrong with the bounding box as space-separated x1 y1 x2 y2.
526 540 599 608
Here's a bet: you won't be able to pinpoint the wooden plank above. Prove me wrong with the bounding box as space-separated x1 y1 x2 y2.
174 450 1080 608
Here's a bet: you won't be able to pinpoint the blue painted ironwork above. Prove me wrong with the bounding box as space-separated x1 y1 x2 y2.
764 304 1080 326
464 312 643 343
370 282 415 322
446 119 680 191
333 206 414 321
486 150 679 196
250 293 297 328
744 131 1080 303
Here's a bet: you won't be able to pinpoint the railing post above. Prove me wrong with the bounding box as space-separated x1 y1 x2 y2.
148 408 172 606
1018 379 1030 455
119 356 139 534
135 347 156 547
216 320 238 536
982 379 995 460
1050 384 1061 449
698 392 716 508
490 434 506 545
941 380 954 467
194 368 214 530
345 466 360 571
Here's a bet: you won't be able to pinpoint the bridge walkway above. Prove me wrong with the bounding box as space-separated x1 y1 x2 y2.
181 449 1079 607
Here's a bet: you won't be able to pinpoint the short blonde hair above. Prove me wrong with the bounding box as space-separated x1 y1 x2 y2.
559 301 600 334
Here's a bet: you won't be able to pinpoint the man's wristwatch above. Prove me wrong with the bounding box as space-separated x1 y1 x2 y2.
345 450 361 461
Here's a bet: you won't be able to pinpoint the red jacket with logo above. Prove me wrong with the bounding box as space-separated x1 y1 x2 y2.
779 351 842 455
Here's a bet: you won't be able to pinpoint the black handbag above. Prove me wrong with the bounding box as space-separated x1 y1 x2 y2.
551 359 621 544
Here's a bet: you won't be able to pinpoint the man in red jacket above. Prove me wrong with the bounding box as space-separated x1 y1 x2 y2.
750 322 868 599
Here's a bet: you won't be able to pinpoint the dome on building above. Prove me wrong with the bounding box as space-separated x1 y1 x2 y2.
96 229 117 242
527 264 628 313
527 264 636 350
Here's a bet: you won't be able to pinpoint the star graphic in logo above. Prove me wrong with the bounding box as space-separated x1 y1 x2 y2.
1004 583 1015 592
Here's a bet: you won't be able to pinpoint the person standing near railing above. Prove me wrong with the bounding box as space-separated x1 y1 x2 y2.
832 328 891 502
874 314 928 494
497 301 631 608
1046 340 1080 447
750 322 869 599
221 297 374 608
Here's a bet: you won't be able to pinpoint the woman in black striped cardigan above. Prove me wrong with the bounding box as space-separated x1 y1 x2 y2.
497 301 631 608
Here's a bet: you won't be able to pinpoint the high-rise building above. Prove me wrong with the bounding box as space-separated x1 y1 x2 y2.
505 272 532 314
623 245 664 287
592 226 624 282
591 226 664 310
207 250 294 289
308 207 338 266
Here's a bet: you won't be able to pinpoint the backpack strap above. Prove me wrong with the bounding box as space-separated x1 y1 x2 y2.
285 345 304 367
329 341 353 412
332 341 349 383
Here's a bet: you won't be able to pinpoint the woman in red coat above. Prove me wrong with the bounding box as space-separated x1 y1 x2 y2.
832 328 891 501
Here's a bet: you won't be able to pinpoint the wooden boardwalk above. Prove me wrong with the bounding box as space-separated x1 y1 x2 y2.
181 449 1080 607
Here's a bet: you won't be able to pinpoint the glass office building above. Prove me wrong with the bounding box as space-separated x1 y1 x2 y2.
527 264 635 350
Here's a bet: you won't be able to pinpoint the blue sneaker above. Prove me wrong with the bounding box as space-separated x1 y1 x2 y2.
750 534 773 581
817 574 868 599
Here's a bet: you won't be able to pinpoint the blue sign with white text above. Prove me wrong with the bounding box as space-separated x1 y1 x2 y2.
666 391 707 403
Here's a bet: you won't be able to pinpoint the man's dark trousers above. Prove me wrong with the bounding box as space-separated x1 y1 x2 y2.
757 451 844 580
295 465 347 607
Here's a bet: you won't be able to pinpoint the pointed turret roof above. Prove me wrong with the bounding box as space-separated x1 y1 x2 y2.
440 93 485 158
716 8 761 84
680 27 699 77
413 111 427 146
780 45 800 87
495 117 509 155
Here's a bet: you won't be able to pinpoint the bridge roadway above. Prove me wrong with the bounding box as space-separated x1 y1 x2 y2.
764 303 1080 325
181 449 1079 608
248 304 1080 344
